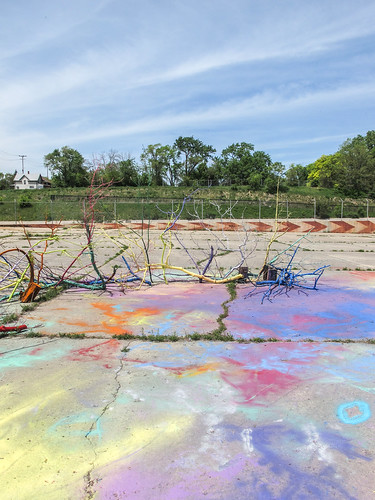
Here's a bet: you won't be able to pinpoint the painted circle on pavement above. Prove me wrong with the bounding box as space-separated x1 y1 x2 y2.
337 401 371 424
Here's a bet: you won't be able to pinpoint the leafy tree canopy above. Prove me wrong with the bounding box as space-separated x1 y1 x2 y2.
307 154 341 188
88 151 140 187
337 132 375 197
44 146 88 187
285 164 308 187
0 172 15 190
174 136 216 180
140 144 181 186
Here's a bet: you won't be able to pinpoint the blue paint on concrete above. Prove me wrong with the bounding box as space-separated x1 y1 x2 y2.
337 401 371 425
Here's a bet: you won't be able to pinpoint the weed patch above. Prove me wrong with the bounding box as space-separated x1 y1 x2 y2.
59 333 86 339
24 332 44 338
1 312 19 325
21 304 38 312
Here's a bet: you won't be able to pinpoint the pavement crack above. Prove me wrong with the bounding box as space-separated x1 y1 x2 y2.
0 338 58 356
83 347 127 499
210 281 237 337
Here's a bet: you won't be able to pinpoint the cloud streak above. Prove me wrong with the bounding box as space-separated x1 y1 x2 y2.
1 0 375 172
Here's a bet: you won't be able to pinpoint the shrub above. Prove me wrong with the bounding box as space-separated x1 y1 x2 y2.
19 193 32 208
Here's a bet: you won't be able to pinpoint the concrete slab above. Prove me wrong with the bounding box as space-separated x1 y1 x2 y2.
24 282 229 337
1 228 375 498
0 338 374 499
21 272 375 341
226 272 375 341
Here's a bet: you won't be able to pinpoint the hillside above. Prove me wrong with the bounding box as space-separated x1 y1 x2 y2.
1 185 374 221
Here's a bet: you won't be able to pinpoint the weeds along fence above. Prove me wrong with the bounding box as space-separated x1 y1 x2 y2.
2 197 375 222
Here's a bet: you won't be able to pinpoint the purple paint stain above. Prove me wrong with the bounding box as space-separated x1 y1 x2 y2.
227 280 375 340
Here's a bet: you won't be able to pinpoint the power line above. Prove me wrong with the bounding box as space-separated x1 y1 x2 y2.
0 149 19 157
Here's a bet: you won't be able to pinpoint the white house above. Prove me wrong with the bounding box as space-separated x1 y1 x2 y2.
13 172 51 190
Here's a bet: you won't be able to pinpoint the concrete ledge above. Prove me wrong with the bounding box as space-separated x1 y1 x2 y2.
1 218 374 233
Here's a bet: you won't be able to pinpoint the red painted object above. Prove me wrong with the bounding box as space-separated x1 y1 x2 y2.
0 324 27 333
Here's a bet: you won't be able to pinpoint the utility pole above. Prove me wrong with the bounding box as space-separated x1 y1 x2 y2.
19 155 27 174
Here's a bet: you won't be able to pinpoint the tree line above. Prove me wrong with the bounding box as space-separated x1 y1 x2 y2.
1 131 374 197
43 137 286 194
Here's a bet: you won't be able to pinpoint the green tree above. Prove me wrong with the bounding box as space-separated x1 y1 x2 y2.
140 144 165 186
285 163 308 187
44 146 88 187
141 144 182 186
174 136 216 182
118 157 140 186
159 145 181 186
0 172 14 190
216 142 276 188
364 130 375 153
307 154 342 188
89 152 140 186
338 133 375 196
217 142 255 185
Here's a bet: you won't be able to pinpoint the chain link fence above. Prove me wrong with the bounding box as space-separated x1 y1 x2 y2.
1 197 375 222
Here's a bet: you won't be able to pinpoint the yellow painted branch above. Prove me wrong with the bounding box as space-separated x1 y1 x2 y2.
140 263 243 284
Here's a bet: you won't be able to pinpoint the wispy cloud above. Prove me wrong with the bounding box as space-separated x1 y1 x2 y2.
36 80 375 147
1 0 375 172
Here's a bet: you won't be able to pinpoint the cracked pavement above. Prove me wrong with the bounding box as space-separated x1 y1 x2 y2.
0 337 375 499
1 230 375 498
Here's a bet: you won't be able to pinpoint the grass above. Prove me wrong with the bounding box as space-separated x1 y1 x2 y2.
325 338 355 343
115 332 179 342
21 303 38 312
112 334 375 344
24 331 44 338
58 333 86 339
209 281 237 337
34 286 65 303
112 332 285 343
0 185 374 221
1 312 19 325
0 331 19 338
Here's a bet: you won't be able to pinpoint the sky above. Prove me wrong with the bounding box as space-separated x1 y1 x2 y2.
1 0 375 175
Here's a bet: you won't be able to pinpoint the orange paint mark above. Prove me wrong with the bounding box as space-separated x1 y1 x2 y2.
90 302 162 335
178 362 221 378
64 302 162 336
92 302 160 319
64 318 132 336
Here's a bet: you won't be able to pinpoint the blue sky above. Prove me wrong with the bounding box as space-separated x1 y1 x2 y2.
1 0 375 175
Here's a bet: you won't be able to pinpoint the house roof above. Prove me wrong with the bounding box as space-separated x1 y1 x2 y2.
13 173 43 182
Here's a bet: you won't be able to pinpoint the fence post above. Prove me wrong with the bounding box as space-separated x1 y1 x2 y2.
286 199 289 220
258 199 261 220
201 199 204 220
341 199 343 219
114 198 117 221
313 198 316 219
14 199 17 224
366 199 369 219
50 199 53 222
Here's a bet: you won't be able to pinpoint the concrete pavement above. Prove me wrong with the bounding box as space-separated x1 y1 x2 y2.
1 226 375 499
0 337 374 499
20 272 375 341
